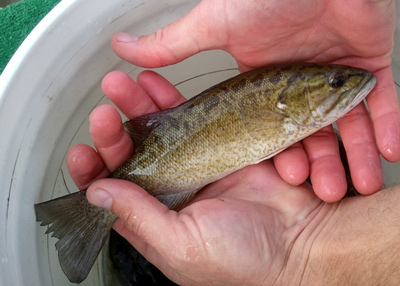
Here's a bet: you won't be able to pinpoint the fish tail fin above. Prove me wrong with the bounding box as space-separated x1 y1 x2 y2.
34 190 117 284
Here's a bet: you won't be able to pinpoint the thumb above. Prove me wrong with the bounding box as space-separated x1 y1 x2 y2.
86 178 181 263
111 3 223 68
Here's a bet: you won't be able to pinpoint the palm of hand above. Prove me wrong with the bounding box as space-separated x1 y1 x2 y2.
154 160 320 285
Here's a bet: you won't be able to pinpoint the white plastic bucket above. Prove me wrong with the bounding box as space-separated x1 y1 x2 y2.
0 0 399 285
0 0 239 285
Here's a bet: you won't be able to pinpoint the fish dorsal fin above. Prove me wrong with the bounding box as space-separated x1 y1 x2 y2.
156 191 198 211
123 109 172 147
34 191 117 283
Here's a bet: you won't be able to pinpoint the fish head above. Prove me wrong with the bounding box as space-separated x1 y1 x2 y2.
305 65 376 127
274 64 376 127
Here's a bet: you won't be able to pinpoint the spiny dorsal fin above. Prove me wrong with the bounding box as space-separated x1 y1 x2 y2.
35 191 117 283
123 109 173 147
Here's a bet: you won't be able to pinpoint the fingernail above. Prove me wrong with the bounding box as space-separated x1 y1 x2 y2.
116 32 139 43
90 188 113 210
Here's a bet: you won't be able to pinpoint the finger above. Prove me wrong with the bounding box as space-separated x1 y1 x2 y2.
137 70 187 109
101 71 160 118
336 103 383 194
366 66 400 162
86 179 180 271
89 104 134 172
302 126 347 202
111 3 220 67
273 142 310 186
66 144 109 190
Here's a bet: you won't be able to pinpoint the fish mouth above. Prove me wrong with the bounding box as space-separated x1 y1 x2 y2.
343 73 377 114
318 73 377 127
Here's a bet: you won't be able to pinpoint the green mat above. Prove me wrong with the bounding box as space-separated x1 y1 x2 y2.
0 0 62 75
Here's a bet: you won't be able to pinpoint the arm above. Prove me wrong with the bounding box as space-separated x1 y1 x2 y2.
302 186 400 285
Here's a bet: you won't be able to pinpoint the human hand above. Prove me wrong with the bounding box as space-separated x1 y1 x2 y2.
67 70 325 285
67 71 400 285
110 0 400 202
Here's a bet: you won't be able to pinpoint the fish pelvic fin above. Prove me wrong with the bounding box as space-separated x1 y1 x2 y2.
34 190 117 284
156 190 197 211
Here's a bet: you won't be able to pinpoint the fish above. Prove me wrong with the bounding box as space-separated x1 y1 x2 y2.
34 63 377 284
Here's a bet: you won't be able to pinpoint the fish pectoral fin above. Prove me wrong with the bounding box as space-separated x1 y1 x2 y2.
156 191 197 211
239 104 288 136
34 191 117 284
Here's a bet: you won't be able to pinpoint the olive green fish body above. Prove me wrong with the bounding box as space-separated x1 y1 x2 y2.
34 63 376 283
112 64 374 207
114 70 313 199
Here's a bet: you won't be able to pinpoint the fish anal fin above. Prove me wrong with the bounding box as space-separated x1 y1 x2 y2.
123 110 171 147
124 117 155 147
34 191 117 284
156 191 197 211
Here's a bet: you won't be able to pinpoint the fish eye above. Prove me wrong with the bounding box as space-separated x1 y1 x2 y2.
328 70 348 88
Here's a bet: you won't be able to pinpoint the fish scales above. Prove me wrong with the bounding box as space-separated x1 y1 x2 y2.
112 65 317 197
34 63 377 283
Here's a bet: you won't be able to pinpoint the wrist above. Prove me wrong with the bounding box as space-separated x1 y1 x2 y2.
269 202 335 286
302 188 400 285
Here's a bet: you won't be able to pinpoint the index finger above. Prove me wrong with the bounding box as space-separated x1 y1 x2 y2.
91 71 187 171
101 70 186 119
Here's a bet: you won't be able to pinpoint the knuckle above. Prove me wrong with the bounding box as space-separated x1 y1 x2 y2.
120 207 143 235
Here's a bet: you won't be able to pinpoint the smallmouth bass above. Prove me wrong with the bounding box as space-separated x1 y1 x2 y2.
35 63 376 283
